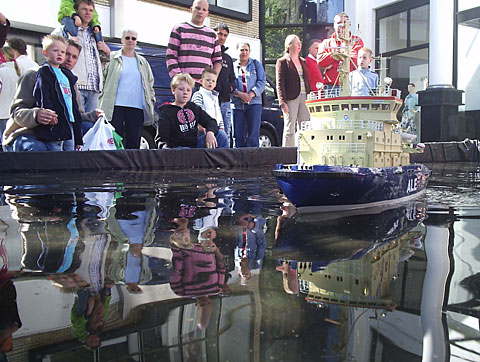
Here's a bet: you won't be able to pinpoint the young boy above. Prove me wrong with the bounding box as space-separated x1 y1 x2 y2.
155 73 229 149
192 68 224 131
58 0 102 43
350 47 379 96
33 35 83 151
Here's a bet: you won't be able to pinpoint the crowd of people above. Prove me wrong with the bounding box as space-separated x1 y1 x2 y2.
1 0 413 154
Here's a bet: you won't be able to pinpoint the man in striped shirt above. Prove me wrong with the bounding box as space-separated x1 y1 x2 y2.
166 0 222 86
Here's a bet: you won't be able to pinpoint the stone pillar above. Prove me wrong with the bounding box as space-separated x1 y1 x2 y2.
418 0 463 142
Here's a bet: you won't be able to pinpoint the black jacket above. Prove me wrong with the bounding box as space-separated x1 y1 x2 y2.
155 102 219 148
33 64 83 146
214 45 235 103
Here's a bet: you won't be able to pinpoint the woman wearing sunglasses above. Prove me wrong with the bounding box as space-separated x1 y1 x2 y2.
98 30 156 148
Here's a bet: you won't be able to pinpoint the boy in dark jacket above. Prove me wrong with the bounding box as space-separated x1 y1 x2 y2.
33 34 83 151
155 73 228 149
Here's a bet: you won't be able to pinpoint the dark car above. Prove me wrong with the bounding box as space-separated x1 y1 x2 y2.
107 41 283 148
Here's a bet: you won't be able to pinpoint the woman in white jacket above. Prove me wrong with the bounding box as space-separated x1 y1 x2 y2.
0 47 20 146
98 30 155 149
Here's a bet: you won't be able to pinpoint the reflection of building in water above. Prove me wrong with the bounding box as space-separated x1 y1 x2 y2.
299 239 401 310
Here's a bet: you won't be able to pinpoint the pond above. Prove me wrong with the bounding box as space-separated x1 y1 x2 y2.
0 163 479 362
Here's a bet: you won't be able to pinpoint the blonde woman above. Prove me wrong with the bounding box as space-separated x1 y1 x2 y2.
276 35 311 147
98 30 156 149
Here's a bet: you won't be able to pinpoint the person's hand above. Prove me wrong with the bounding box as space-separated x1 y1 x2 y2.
96 41 110 56
73 14 81 27
237 91 251 104
95 109 104 119
280 102 289 114
93 25 100 34
0 12 7 25
67 34 79 43
205 131 217 148
75 145 84 151
37 109 58 125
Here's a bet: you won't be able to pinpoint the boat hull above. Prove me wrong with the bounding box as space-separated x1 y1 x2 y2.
273 164 430 212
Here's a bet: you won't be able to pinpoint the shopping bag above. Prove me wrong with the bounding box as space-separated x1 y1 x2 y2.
83 116 117 151
112 129 124 150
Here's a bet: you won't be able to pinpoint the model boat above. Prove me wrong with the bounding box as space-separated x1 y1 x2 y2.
273 22 430 212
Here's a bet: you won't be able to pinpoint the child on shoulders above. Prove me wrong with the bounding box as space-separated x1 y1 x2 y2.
58 0 102 43
33 34 83 151
155 73 229 149
350 47 378 96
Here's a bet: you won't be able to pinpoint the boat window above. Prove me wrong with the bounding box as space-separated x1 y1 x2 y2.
316 106 322 112
361 104 369 110
310 107 315 113
341 104 349 110
371 104 380 110
324 105 331 112
332 104 340 111
358 135 362 140
351 104 359 110
381 104 391 110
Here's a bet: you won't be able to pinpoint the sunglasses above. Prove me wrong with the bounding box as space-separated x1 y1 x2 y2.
125 36 137 41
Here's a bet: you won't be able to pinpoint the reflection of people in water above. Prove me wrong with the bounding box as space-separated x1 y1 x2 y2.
234 213 267 285
0 268 21 362
169 220 226 297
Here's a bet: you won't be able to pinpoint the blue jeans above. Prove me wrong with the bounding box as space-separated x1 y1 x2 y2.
4 134 73 152
61 17 103 42
233 104 262 148
79 89 99 113
220 102 232 147
196 129 229 148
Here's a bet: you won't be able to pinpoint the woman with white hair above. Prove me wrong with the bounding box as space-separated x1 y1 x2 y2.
276 34 311 147
98 29 155 148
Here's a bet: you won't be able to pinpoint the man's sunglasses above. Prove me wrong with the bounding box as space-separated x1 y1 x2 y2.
125 36 137 41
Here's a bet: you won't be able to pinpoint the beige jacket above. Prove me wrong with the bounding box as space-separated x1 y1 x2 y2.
98 50 156 126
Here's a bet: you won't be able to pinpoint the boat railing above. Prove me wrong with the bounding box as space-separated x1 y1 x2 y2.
300 119 384 131
321 143 366 153
308 87 402 100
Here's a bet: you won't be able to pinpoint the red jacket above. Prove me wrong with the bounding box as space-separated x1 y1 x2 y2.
317 33 364 86
305 54 324 91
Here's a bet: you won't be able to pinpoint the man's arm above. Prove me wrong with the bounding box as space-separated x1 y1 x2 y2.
11 70 42 128
0 12 10 48
211 41 222 75
227 55 236 93
166 25 182 78
317 39 336 69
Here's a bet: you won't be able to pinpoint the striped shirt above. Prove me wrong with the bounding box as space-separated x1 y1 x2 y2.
166 22 222 84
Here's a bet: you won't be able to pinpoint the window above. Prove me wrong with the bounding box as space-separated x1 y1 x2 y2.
358 135 362 140
316 106 323 112
361 104 369 110
162 0 251 21
342 104 349 110
379 12 407 53
332 104 340 111
324 105 331 112
410 5 429 47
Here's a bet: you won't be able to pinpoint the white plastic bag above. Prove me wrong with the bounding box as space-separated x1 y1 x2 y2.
83 116 117 151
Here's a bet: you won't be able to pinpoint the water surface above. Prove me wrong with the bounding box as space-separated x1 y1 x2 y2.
0 164 479 361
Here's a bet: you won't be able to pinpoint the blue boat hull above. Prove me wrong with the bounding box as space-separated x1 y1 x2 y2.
273 164 430 211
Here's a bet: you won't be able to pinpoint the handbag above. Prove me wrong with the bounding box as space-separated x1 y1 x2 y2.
83 116 123 150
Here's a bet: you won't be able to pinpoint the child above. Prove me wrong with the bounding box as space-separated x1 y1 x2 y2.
58 0 102 43
155 73 229 149
192 68 224 132
33 35 83 151
350 47 379 96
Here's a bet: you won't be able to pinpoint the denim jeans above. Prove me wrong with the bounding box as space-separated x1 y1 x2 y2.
233 104 262 148
4 134 73 152
79 89 99 113
220 102 232 146
196 129 229 148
